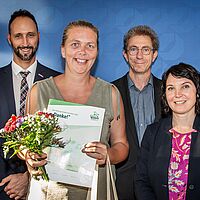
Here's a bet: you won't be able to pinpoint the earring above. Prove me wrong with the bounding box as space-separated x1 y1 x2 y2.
197 94 199 98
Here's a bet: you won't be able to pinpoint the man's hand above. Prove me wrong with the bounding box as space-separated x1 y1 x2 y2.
0 171 29 200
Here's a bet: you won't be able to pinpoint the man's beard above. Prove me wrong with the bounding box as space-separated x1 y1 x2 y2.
12 42 38 61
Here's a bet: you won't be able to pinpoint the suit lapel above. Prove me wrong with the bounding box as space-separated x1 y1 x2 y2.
1 64 16 116
122 75 140 147
190 115 200 157
153 76 162 122
34 62 45 82
155 117 172 184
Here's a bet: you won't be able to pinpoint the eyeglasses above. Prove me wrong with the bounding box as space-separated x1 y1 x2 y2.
127 46 154 56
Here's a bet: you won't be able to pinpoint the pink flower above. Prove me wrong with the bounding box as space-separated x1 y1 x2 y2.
37 111 43 116
0 111 62 181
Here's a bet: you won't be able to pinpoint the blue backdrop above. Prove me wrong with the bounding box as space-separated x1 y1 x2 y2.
1 0 200 81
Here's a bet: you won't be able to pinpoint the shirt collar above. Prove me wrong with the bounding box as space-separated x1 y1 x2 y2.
127 73 154 89
12 60 37 76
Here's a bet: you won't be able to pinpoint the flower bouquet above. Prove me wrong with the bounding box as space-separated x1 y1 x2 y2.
0 111 65 181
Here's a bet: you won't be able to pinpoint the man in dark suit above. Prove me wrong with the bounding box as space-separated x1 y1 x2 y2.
0 9 60 199
112 25 162 200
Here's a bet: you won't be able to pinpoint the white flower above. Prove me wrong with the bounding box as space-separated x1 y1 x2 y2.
170 162 179 170
175 180 184 186
183 154 189 160
182 144 188 150
169 185 179 193
174 170 182 178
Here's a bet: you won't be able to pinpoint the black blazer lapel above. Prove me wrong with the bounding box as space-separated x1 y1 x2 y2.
190 115 200 157
34 61 61 82
153 75 162 122
122 75 140 147
0 64 16 118
150 117 172 193
113 74 139 147
34 62 47 82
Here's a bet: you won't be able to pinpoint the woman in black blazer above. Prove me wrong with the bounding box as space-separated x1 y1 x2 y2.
135 62 200 200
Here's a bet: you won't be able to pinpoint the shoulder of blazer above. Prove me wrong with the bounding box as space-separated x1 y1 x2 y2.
194 115 200 131
153 75 162 89
34 61 61 82
37 61 61 75
112 73 129 93
112 73 128 86
0 63 13 85
112 73 131 104
145 117 172 140
0 63 12 74
152 75 162 120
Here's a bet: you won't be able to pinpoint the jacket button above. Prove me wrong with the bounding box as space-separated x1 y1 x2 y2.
189 184 195 190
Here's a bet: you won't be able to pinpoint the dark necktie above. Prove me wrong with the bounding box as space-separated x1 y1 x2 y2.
20 71 30 116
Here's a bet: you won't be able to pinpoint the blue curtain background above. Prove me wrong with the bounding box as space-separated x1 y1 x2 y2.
0 0 200 81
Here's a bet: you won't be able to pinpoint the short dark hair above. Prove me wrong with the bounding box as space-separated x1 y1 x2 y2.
8 9 38 34
61 20 99 48
123 25 159 52
161 62 200 115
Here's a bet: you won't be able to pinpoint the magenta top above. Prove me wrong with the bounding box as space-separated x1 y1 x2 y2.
168 128 196 200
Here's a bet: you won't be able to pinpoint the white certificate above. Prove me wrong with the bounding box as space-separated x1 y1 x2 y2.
46 99 105 188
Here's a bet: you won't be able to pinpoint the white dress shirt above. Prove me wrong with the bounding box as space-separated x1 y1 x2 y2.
12 60 37 115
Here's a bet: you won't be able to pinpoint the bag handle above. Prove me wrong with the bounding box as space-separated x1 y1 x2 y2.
86 164 98 200
86 156 118 200
106 156 118 200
